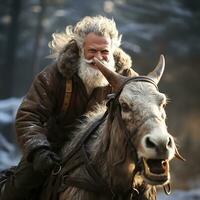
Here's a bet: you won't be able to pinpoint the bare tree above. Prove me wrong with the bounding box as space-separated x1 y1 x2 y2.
2 0 21 98
31 0 46 76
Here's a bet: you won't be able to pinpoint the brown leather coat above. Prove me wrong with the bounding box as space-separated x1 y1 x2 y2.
15 43 136 158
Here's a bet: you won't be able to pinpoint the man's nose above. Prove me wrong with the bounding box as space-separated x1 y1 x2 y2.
95 51 103 60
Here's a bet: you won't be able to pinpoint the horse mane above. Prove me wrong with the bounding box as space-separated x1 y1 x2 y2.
61 103 107 157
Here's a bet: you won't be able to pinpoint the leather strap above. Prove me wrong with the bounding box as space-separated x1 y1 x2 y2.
62 79 72 112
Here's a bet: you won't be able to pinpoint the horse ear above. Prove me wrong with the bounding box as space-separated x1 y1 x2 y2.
147 55 165 85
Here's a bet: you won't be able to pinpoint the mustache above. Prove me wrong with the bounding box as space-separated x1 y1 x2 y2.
84 58 93 64
84 58 105 64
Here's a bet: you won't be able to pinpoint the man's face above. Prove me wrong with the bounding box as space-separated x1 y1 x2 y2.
83 32 113 68
78 32 115 91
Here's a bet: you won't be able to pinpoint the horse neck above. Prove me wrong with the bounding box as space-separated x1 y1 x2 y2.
90 114 137 192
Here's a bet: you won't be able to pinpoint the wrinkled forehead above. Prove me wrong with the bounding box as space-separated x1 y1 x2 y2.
84 33 112 47
118 81 165 104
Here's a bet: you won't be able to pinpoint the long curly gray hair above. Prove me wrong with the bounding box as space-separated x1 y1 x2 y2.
48 16 122 60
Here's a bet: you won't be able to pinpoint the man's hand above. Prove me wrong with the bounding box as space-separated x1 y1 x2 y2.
32 149 61 175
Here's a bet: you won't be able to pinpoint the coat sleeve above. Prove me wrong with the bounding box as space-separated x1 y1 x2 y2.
15 67 57 160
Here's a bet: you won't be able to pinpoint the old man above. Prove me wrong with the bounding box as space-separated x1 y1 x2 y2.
0 15 136 200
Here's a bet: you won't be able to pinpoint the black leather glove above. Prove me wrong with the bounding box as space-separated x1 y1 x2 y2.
32 149 61 175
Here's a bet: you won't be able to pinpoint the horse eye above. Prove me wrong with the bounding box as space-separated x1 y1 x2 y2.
121 102 131 112
160 102 166 108
163 103 167 108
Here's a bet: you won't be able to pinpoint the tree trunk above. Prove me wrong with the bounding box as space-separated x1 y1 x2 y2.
31 0 46 76
1 0 21 98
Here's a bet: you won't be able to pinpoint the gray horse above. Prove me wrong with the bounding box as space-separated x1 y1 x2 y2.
42 55 183 200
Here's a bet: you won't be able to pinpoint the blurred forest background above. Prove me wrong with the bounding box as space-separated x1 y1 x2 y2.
0 0 200 192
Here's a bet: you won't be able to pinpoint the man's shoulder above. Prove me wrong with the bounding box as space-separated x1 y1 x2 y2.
114 48 138 77
39 63 58 75
38 63 63 78
34 63 65 85
114 48 132 73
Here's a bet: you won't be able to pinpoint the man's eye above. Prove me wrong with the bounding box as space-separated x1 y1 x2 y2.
89 49 96 53
121 103 131 112
101 50 109 54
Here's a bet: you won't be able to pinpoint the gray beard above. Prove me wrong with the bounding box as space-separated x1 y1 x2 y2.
78 56 115 95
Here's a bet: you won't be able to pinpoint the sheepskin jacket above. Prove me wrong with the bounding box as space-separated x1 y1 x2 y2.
15 42 136 157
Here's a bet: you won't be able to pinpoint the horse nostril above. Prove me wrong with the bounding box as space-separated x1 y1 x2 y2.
167 137 172 148
145 137 156 148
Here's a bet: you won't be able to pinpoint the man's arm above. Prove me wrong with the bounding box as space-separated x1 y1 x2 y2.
15 67 56 160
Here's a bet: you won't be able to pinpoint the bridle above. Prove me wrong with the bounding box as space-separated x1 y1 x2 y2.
104 76 160 198
106 76 171 198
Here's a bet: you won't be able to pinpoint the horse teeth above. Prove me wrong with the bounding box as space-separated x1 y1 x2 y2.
142 158 169 185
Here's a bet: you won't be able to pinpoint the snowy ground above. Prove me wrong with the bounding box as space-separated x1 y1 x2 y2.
158 189 200 200
0 98 21 170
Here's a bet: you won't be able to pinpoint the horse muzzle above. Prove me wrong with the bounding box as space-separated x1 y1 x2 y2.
141 157 170 185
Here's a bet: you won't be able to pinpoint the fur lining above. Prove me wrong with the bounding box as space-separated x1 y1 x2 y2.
57 39 80 79
56 39 133 79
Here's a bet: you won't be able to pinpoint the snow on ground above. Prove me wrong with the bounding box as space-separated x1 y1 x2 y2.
0 98 22 170
0 133 21 170
158 189 200 200
0 98 21 123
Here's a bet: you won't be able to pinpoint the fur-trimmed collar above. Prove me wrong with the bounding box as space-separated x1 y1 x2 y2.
56 40 133 79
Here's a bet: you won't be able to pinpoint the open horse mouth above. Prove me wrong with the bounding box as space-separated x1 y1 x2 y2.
141 158 169 185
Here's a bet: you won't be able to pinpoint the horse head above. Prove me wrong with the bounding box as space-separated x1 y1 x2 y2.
94 55 183 188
